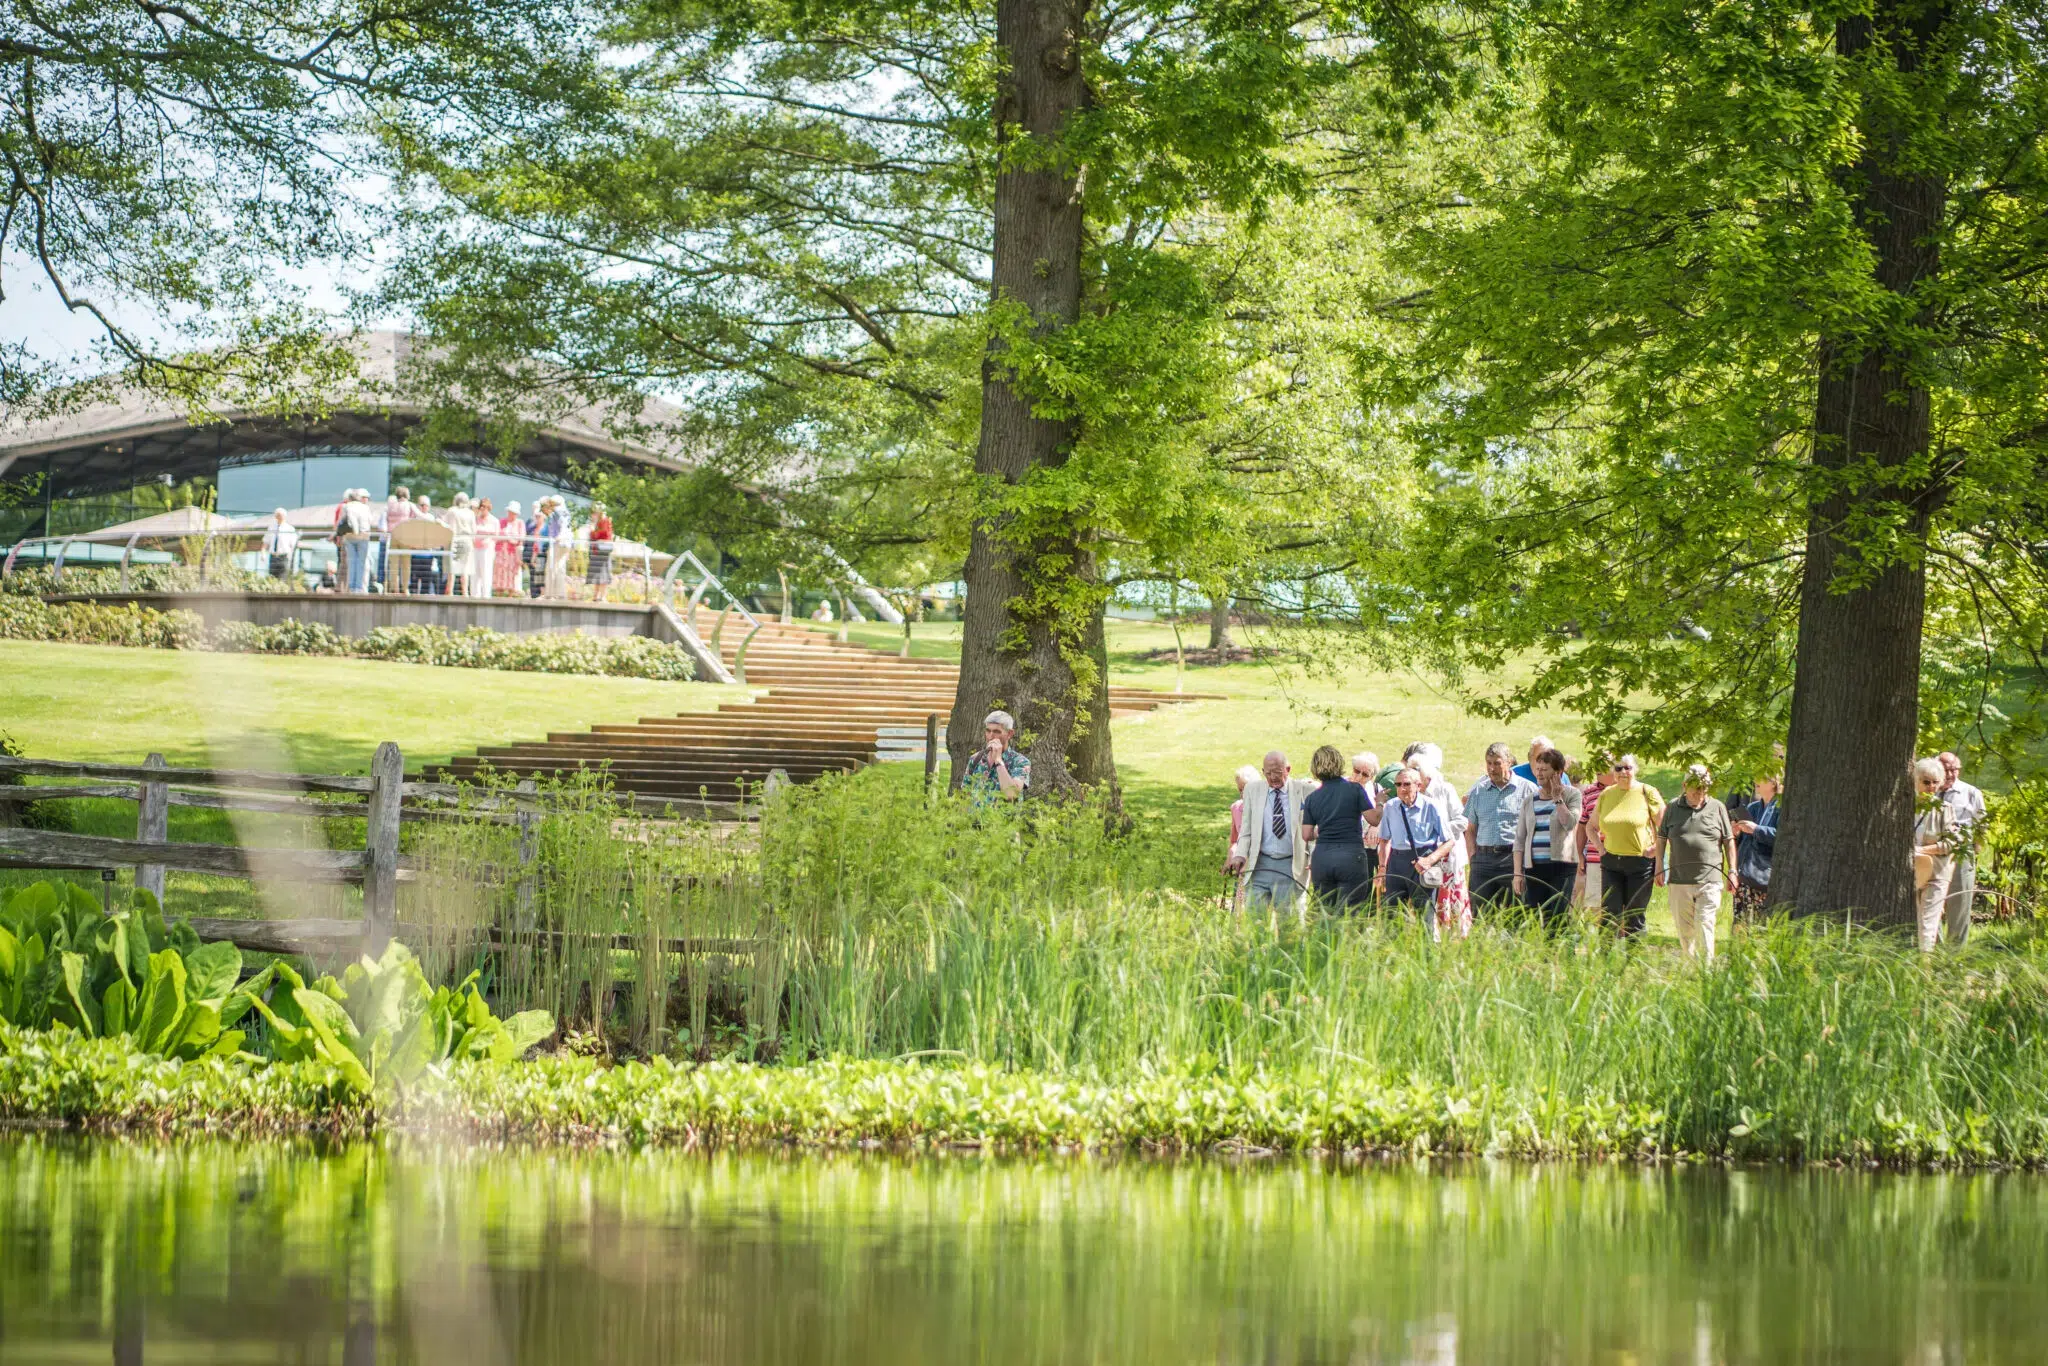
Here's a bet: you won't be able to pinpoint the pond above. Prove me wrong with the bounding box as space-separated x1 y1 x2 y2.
1 1135 2043 1364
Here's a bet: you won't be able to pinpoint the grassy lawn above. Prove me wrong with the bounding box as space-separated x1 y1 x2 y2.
0 640 735 772
2 628 1676 928
0 641 740 917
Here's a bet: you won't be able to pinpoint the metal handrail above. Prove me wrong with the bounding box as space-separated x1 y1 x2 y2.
733 620 765 686
666 550 760 630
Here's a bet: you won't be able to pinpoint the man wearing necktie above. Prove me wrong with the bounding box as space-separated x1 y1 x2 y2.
1225 750 1314 915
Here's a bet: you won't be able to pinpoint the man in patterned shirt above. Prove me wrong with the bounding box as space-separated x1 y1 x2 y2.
963 710 1030 803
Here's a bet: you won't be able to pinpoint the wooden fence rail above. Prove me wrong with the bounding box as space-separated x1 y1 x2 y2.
0 744 756 957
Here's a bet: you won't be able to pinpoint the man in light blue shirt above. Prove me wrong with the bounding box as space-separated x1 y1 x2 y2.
1465 743 1538 908
1377 768 1451 909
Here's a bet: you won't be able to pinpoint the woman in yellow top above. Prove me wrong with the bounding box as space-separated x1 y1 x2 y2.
1592 755 1664 939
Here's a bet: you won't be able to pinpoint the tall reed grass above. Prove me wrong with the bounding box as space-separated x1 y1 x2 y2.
401 767 2048 1160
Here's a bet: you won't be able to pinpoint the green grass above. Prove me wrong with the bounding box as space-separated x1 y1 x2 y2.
0 640 740 915
0 639 734 771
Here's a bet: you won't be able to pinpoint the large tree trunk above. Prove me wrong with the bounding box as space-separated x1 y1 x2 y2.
1770 2 1947 926
948 0 1116 799
1207 593 1233 652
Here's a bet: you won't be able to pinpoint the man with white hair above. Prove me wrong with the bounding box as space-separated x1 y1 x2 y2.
1936 751 1985 945
1513 735 1553 783
963 710 1030 804
1226 750 1314 913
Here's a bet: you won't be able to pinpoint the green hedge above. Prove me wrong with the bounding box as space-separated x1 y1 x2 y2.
0 596 204 648
6 603 700 681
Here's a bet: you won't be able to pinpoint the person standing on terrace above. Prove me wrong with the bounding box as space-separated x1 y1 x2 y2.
963 710 1030 805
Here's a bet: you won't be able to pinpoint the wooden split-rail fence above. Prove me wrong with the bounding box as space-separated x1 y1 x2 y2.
0 746 756 960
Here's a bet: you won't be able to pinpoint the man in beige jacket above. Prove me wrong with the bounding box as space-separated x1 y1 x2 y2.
1225 750 1315 915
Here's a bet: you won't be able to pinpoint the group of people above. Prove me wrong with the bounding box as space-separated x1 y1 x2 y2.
270 490 618 601
1225 738 1984 958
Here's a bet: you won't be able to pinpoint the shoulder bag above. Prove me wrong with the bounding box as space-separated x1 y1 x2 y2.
1398 803 1446 889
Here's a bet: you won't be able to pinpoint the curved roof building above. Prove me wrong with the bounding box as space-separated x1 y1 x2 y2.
1 332 695 537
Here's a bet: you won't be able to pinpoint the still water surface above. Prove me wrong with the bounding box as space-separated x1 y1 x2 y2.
0 1135 2043 1364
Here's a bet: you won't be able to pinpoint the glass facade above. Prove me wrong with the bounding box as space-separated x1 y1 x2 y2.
216 448 582 519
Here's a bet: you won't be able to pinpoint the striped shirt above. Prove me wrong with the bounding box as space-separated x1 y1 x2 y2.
1530 798 1556 862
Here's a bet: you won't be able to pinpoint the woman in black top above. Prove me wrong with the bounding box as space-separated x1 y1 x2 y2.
1301 745 1373 911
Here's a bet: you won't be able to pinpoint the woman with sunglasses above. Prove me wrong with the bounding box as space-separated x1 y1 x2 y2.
1591 754 1664 938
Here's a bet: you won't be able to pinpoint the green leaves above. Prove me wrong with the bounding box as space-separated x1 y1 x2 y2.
244 944 556 1097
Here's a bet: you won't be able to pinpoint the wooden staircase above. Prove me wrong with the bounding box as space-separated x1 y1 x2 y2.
428 622 1217 802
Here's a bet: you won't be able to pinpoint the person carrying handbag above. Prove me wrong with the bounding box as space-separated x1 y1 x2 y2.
1376 768 1453 911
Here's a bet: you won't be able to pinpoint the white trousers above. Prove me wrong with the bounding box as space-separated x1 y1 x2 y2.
1915 857 1956 952
1580 862 1603 909
1668 882 1723 961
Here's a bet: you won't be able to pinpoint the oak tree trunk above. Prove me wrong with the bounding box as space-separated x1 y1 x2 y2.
1207 593 1234 652
1770 2 1947 926
949 0 1116 800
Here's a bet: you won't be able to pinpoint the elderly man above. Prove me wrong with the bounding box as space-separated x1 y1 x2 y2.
1376 767 1453 909
1936 751 1986 945
1512 735 1553 783
1465 742 1537 908
1226 750 1314 913
963 710 1030 803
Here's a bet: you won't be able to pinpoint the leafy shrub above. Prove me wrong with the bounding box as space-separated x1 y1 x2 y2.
242 943 555 1094
0 600 700 680
0 883 255 1060
0 595 203 648
0 731 68 831
0 883 554 1098
2 565 294 597
354 623 697 679
210 618 346 655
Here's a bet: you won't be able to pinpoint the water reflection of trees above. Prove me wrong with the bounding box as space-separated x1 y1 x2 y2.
2 1139 2044 1364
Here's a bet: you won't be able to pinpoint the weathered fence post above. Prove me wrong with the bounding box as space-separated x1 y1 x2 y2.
136 753 169 905
361 742 403 957
924 712 940 797
514 778 539 929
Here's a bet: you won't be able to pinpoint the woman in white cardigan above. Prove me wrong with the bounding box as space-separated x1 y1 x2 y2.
1513 746 1581 930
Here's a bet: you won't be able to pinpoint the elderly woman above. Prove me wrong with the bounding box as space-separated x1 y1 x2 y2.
1415 760 1473 937
1912 757 1964 951
494 501 524 595
1351 752 1384 885
1227 763 1261 868
1513 746 1580 930
469 497 498 598
1733 772 1780 920
1654 763 1737 961
1302 744 1374 912
585 501 616 602
1592 754 1664 939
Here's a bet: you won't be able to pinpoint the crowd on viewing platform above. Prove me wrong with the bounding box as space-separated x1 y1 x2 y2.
1224 737 1985 958
266 488 625 601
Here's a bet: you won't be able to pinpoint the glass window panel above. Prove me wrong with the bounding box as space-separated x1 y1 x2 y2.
216 460 305 516
300 455 392 506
